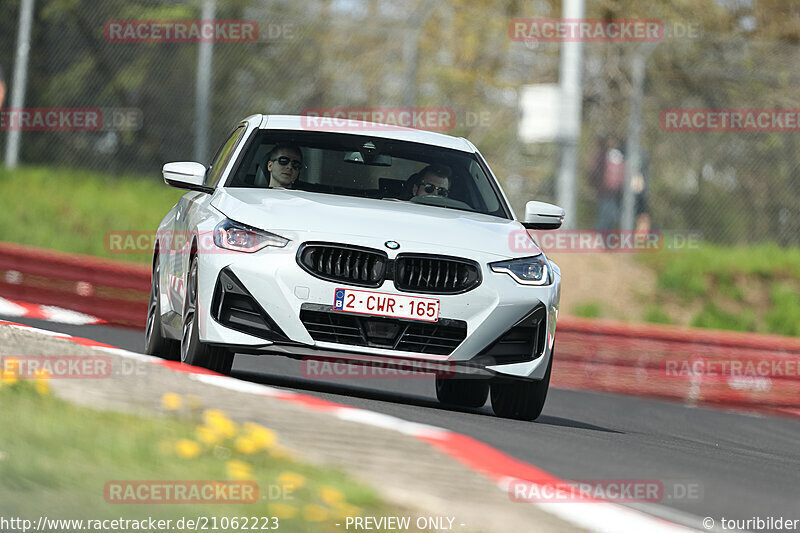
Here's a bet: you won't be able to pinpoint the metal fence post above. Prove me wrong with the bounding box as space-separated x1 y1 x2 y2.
193 0 216 164
555 0 585 228
4 0 36 170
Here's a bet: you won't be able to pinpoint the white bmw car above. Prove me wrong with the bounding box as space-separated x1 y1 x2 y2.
146 114 564 420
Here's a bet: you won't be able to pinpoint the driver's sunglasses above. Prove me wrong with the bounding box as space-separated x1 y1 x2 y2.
271 156 303 170
421 183 449 197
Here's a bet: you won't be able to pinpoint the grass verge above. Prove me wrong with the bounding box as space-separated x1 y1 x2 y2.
0 165 182 263
0 375 430 532
637 244 800 336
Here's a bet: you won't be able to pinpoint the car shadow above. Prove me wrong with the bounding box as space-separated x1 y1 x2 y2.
232 368 478 412
534 415 624 434
232 368 623 433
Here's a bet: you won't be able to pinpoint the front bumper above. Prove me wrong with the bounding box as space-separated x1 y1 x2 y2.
195 237 560 381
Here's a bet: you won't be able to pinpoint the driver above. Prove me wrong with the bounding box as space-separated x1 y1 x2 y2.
266 143 304 188
408 164 452 198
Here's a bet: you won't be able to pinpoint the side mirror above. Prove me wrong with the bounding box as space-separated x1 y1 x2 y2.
523 201 565 230
162 162 214 194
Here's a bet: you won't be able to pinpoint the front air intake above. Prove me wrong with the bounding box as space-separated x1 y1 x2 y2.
211 268 288 341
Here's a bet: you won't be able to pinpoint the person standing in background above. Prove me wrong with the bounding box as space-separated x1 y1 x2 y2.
632 151 651 232
0 64 6 108
589 135 626 230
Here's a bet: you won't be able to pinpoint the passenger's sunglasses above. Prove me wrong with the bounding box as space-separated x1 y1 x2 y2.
420 183 449 197
271 156 303 170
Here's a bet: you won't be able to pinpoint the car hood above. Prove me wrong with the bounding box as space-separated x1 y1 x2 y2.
211 188 540 258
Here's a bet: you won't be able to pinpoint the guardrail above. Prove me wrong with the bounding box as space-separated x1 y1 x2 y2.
1 241 798 418
552 317 800 418
0 242 150 328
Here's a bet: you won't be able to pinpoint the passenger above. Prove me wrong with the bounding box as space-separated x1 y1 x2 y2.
407 164 452 198
266 143 304 188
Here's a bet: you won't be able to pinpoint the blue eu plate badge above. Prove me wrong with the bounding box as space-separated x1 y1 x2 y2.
333 289 345 310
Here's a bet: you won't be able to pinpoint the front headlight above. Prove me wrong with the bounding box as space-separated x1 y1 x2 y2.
213 218 289 253
489 255 550 286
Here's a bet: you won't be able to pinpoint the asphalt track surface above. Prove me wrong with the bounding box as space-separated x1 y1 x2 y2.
7 315 800 531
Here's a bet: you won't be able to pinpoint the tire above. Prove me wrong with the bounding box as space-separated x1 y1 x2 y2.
144 255 180 359
435 375 490 408
490 351 552 421
181 256 234 375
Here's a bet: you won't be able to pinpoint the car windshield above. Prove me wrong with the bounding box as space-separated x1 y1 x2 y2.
226 130 509 219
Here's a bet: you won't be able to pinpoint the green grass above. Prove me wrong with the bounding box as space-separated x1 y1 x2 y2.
637 243 800 335
574 301 602 319
644 305 672 325
0 165 183 263
690 303 756 333
0 379 421 532
765 282 800 337
639 243 800 292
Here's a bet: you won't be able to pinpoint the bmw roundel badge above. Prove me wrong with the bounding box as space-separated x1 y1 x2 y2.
385 241 400 250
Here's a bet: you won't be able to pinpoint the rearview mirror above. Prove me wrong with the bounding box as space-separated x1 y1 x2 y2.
523 201 565 230
343 151 393 166
162 162 214 194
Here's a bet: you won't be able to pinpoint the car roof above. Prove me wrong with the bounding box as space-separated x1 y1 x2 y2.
258 114 476 153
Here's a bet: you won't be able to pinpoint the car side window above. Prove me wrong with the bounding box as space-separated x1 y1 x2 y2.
206 126 247 187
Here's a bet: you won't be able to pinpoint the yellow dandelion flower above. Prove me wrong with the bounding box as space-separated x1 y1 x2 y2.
277 471 306 490
235 436 260 455
175 439 202 458
2 358 19 386
303 504 328 522
243 423 278 450
203 409 237 439
196 425 221 446
226 459 253 480
267 503 297 520
161 393 182 410
319 486 345 506
34 370 51 395
35 381 51 395
333 503 362 519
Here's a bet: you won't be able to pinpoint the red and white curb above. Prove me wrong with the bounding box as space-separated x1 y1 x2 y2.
1 319 701 533
0 297 105 326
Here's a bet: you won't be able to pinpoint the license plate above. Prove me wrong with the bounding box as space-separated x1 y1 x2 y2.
333 288 440 322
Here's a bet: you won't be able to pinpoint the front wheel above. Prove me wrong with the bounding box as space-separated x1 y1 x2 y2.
144 256 180 359
435 376 489 408
181 256 234 375
490 351 552 421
